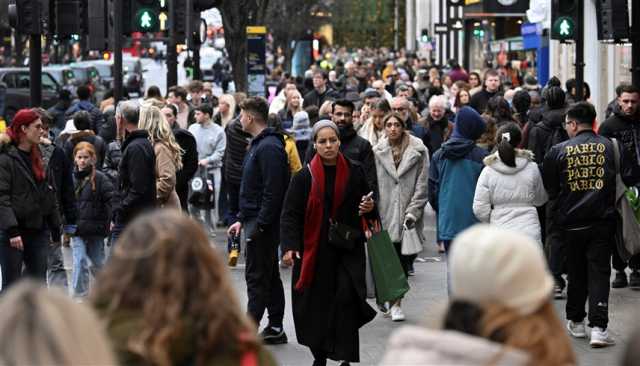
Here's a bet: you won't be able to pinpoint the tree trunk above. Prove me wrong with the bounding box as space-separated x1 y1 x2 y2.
219 4 248 93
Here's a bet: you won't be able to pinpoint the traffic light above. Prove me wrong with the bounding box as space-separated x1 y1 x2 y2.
132 0 161 33
55 0 81 37
8 0 42 35
551 0 578 41
420 29 429 43
596 0 630 41
88 0 109 50
472 25 485 39
185 0 216 49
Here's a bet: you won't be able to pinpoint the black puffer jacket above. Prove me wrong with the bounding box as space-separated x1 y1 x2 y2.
599 104 640 187
542 130 618 227
74 169 116 237
0 134 57 237
527 108 568 164
224 118 251 186
103 140 122 185
113 130 156 225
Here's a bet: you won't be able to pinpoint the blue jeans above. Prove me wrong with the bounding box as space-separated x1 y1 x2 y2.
70 236 106 298
110 223 126 246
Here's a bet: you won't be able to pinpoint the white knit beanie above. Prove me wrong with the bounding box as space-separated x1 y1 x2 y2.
449 224 554 315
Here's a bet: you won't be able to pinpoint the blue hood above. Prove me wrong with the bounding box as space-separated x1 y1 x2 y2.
441 138 478 160
452 106 486 140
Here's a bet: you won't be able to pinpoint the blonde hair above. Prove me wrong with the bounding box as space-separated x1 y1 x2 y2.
218 94 236 127
139 103 183 170
479 301 576 366
0 280 117 365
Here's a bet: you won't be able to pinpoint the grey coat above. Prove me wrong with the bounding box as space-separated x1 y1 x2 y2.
374 135 429 244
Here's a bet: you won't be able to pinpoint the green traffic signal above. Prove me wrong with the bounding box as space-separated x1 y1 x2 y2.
552 16 575 40
135 8 159 32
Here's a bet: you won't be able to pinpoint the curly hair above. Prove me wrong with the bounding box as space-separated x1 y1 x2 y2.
91 210 259 366
139 103 183 170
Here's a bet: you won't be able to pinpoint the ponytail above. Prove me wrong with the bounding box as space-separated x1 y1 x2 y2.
495 122 522 168
498 135 516 167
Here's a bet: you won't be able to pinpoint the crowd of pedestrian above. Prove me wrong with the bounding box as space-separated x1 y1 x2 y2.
1 48 640 366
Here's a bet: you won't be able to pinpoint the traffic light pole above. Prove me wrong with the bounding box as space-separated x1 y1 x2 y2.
113 0 124 102
575 0 585 101
166 0 178 88
29 34 42 107
193 46 201 80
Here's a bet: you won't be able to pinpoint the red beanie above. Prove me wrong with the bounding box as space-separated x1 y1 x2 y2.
6 108 45 181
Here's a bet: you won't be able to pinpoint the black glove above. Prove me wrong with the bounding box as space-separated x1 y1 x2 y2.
404 217 416 230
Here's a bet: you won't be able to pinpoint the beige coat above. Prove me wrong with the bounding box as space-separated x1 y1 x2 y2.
154 142 180 209
380 325 530 366
373 135 429 244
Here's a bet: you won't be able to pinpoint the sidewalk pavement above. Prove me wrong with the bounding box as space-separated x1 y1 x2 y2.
216 206 639 365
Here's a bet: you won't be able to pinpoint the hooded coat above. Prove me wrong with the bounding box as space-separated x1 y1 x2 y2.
473 149 548 242
374 135 429 244
380 326 530 366
526 107 568 165
428 107 488 241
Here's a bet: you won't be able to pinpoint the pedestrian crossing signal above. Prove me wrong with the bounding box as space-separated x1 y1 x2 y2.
135 8 159 32
552 16 575 41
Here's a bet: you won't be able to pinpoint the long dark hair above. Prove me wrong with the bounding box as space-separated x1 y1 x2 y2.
496 123 522 168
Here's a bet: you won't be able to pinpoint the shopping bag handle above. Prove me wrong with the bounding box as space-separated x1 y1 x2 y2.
361 218 381 238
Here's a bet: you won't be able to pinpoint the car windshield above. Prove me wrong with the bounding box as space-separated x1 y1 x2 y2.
73 68 89 83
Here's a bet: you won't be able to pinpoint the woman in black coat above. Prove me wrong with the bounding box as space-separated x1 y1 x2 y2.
280 120 376 366
0 109 56 291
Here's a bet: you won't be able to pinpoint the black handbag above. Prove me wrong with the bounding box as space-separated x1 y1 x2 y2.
188 167 215 208
328 219 361 250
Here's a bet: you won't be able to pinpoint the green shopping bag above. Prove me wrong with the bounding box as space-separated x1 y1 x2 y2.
364 219 410 304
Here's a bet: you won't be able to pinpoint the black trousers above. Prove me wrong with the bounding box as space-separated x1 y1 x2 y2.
612 251 640 272
393 242 416 279
0 229 49 292
545 203 567 287
565 224 613 329
244 218 285 328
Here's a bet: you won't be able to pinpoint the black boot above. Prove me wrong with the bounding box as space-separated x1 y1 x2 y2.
612 271 628 288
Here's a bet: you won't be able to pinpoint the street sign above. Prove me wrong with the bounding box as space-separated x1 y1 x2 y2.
247 26 267 97
434 23 448 34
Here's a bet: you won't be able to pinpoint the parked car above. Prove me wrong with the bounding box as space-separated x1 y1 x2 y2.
0 68 60 123
74 60 113 89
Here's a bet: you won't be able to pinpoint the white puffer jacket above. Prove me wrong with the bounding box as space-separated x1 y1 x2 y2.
380 325 530 366
473 149 548 242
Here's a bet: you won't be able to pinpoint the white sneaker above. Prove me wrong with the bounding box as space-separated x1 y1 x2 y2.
566 320 586 338
390 304 405 322
590 327 616 348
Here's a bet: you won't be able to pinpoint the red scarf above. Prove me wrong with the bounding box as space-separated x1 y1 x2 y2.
295 153 350 291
